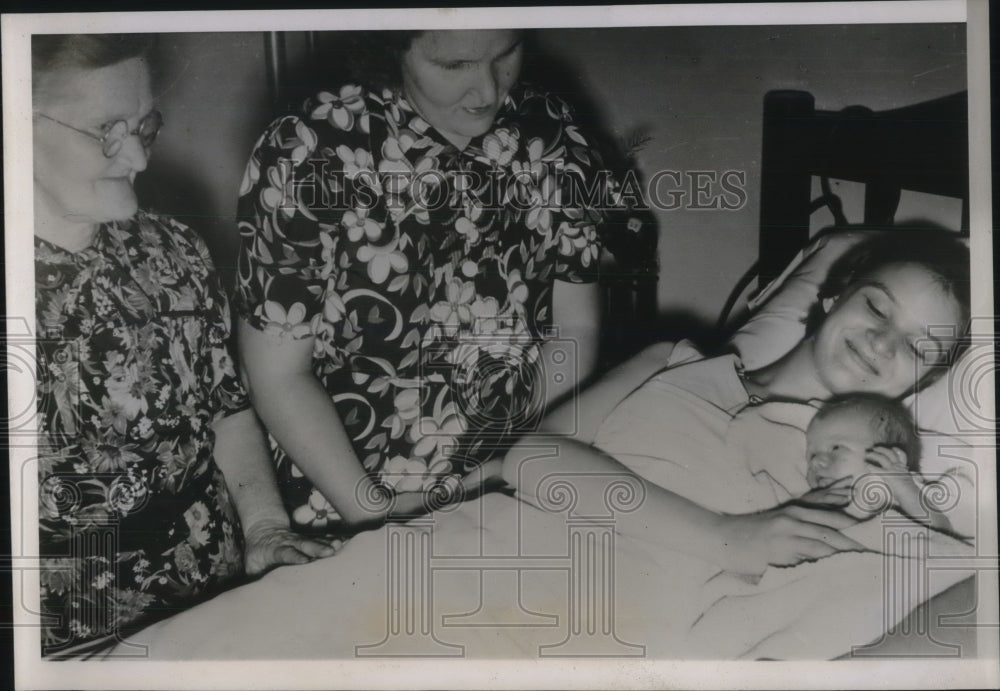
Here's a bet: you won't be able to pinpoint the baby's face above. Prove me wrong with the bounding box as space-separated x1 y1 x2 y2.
805 409 877 489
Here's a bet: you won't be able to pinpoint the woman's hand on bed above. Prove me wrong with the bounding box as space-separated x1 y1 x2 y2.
715 505 869 575
244 518 343 578
795 477 854 508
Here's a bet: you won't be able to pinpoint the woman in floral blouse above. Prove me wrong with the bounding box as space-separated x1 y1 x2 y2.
237 30 625 532
33 34 336 657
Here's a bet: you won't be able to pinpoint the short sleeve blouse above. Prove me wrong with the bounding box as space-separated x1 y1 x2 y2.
35 212 247 655
235 83 623 528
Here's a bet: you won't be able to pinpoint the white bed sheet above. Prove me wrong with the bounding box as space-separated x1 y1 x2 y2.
113 489 973 660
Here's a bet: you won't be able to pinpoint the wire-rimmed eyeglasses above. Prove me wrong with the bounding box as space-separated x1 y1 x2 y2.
35 110 164 158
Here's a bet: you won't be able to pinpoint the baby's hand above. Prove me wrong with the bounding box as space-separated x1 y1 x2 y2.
855 445 920 515
864 445 910 474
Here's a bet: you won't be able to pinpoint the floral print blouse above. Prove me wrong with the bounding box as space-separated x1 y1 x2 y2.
236 83 624 531
35 212 248 655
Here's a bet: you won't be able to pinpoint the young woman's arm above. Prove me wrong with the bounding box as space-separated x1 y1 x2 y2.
540 340 677 441
542 279 602 411
502 434 867 575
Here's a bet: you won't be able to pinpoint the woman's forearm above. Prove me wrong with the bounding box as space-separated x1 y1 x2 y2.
212 408 292 532
213 407 342 575
245 368 389 527
502 434 730 566
237 320 389 527
502 434 866 575
543 279 602 411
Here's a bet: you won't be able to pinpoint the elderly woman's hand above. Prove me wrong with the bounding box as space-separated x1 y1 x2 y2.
715 504 869 575
243 518 343 578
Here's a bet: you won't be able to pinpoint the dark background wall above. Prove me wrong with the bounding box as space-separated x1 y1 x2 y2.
138 23 967 325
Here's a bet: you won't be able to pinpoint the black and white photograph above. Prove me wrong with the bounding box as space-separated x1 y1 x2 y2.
3 2 997 689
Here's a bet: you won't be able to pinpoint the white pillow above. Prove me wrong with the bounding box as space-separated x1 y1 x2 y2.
728 229 975 437
730 229 877 371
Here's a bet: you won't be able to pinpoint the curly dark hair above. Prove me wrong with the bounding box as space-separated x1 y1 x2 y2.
806 226 970 329
315 30 424 92
316 29 535 93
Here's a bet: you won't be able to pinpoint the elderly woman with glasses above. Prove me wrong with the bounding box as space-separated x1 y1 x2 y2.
32 34 337 657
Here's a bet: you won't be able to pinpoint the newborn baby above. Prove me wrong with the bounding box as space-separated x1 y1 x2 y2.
802 394 938 525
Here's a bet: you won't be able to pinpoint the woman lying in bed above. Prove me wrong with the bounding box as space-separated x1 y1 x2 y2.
114 229 974 660
498 229 970 576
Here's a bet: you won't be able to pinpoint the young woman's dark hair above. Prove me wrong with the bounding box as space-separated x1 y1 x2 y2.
806 227 970 332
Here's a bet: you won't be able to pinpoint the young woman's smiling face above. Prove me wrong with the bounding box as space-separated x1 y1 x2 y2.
401 30 523 149
33 56 153 228
811 262 963 398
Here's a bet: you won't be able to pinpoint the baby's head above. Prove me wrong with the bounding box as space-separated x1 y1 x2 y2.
805 394 920 489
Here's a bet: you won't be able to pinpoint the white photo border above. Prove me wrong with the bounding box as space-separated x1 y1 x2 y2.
3 2 995 689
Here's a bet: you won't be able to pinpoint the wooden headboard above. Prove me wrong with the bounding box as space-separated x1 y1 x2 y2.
757 89 969 287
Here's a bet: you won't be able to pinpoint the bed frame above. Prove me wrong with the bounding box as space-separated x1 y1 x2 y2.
719 88 970 332
758 89 969 283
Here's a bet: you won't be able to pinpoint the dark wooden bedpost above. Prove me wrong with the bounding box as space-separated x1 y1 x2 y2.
758 90 815 287
264 31 287 110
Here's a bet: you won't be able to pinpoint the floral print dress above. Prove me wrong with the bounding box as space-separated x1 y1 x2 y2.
236 84 624 531
35 212 247 655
